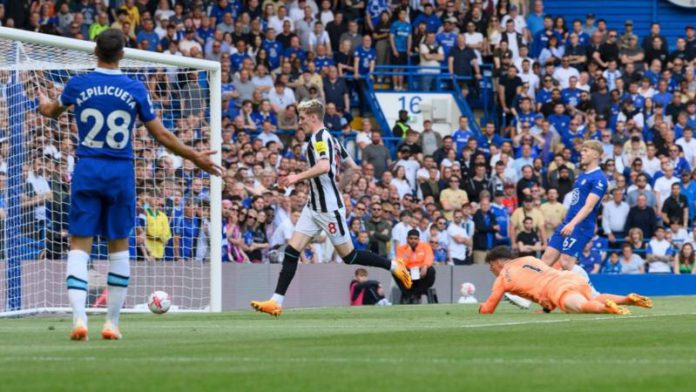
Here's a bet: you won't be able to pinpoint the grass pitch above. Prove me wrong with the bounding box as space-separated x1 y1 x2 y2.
1 298 695 392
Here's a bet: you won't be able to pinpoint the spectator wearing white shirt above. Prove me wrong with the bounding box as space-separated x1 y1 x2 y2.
676 128 696 168
643 143 662 178
268 80 297 113
654 163 679 209
646 227 675 273
518 59 539 98
464 22 484 63
308 21 331 54
602 189 630 244
500 5 527 37
447 209 472 265
256 120 283 148
390 210 415 258
268 6 293 34
552 56 580 89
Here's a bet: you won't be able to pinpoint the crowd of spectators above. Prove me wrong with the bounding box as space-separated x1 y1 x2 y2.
1 1 696 275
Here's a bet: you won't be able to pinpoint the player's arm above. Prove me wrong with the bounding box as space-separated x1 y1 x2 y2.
144 118 223 177
37 91 69 119
280 157 330 189
560 193 600 236
479 276 506 314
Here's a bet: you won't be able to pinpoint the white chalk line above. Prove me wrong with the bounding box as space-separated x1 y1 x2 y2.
0 311 694 334
1 355 695 367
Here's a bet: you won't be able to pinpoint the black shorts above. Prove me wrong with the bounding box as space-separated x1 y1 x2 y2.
392 52 407 66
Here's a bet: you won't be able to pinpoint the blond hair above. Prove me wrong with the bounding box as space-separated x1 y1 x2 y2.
297 99 325 119
582 140 604 157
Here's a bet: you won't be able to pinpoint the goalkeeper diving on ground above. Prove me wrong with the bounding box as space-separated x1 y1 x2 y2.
37 28 223 341
480 246 653 315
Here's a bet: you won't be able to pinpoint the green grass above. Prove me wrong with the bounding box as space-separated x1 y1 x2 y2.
1 298 695 392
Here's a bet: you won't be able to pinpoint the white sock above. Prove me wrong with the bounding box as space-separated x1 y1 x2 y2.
271 293 284 305
106 251 130 327
66 250 89 326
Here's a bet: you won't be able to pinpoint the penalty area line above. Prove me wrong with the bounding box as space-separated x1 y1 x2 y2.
462 312 696 328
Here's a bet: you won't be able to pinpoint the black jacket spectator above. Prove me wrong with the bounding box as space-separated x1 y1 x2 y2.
624 204 658 239
473 209 498 251
323 76 349 112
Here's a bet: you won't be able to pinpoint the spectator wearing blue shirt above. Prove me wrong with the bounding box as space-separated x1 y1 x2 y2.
567 19 590 48
600 252 622 274
532 16 562 58
413 4 441 33
436 19 458 59
314 44 335 72
669 147 691 175
366 0 390 32
548 103 570 137
282 36 307 65
251 100 278 129
197 17 216 45
172 201 200 260
262 29 283 71
210 0 238 23
577 242 603 274
136 19 160 52
231 40 252 72
390 9 411 91
452 116 475 157
652 79 673 108
526 0 546 36
478 123 503 159
354 35 377 115
561 77 581 107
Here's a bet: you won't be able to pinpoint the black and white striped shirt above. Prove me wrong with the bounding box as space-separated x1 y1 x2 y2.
306 128 349 212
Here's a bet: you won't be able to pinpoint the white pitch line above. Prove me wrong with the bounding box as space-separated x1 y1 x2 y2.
3 356 696 367
461 312 696 328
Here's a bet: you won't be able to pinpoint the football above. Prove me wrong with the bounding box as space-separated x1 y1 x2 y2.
148 291 171 314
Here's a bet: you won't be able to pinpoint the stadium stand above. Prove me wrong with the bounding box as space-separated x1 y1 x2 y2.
0 0 695 278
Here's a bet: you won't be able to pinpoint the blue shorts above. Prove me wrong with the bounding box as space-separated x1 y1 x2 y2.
547 228 592 259
69 157 135 240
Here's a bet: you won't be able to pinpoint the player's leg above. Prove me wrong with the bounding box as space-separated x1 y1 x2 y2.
66 163 102 340
541 232 562 266
101 238 130 340
562 292 630 314
558 253 579 271
275 231 313 299
329 210 411 289
595 293 653 308
67 235 94 341
101 162 135 339
251 207 315 316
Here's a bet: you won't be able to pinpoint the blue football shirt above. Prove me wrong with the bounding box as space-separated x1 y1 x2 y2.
561 167 608 235
59 68 156 160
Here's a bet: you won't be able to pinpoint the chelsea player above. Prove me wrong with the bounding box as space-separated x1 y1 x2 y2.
38 29 223 341
541 140 608 271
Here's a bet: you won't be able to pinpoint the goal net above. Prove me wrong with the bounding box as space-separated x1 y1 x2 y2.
0 28 222 316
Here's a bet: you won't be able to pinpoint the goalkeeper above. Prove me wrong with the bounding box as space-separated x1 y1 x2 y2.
479 246 653 315
38 29 222 341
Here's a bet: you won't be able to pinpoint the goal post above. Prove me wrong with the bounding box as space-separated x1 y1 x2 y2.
0 27 222 315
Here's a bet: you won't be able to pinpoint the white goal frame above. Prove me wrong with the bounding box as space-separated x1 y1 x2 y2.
0 27 223 314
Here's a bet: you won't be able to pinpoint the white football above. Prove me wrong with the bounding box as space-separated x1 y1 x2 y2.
461 282 476 296
148 291 171 314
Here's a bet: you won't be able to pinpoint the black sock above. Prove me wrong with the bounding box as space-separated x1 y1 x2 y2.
342 249 391 271
274 246 300 295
